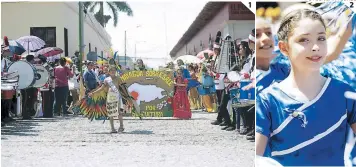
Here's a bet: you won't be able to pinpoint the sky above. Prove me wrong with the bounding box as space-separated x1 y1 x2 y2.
104 1 207 69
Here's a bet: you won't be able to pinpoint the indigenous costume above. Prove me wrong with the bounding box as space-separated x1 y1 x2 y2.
188 70 202 110
197 67 216 112
256 78 356 166
173 74 191 119
71 66 141 120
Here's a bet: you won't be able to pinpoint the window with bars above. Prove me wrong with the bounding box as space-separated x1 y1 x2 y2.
30 27 56 48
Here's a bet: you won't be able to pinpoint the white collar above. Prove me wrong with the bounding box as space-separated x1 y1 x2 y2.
256 67 271 82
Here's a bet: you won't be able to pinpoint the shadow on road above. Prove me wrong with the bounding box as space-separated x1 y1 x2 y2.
89 130 154 135
1 121 40 139
123 130 154 135
1 116 78 140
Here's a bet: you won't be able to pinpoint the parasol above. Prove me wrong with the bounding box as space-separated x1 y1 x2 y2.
174 55 202 64
196 49 214 59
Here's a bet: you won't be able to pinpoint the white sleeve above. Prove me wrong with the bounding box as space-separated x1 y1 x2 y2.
250 69 255 80
240 61 251 74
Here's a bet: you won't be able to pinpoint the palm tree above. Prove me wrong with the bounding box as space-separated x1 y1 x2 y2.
83 2 133 27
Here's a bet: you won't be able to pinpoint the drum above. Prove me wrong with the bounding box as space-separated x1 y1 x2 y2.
7 60 36 89
1 84 16 99
238 80 255 107
229 87 239 108
240 80 255 100
230 80 255 107
33 65 49 88
227 71 240 82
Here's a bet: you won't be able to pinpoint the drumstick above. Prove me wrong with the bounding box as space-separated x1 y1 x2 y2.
345 91 356 100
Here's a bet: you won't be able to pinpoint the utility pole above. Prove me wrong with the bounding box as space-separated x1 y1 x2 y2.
124 30 127 66
78 2 85 99
79 2 84 73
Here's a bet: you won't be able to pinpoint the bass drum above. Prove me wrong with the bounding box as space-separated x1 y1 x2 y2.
7 60 36 89
33 65 49 88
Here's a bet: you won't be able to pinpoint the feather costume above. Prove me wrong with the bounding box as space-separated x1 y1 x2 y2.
71 64 142 121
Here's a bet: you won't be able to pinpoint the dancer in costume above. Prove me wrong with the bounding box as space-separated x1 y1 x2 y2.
72 65 141 133
187 64 201 110
173 68 191 119
88 66 127 133
256 9 356 166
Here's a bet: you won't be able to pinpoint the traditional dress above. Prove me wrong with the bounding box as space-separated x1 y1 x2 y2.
256 78 356 166
197 71 216 112
71 75 141 121
173 76 191 119
188 71 201 110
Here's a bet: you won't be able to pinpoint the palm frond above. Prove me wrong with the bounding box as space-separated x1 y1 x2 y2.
112 2 133 16
89 2 100 13
83 2 92 8
107 2 119 27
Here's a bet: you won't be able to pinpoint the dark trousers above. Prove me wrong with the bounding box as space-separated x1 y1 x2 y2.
41 88 54 118
216 89 224 122
53 86 69 115
240 105 255 130
234 105 253 130
1 99 11 120
217 91 232 125
21 88 38 119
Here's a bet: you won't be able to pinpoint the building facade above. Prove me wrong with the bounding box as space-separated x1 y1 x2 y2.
170 2 254 59
1 2 112 58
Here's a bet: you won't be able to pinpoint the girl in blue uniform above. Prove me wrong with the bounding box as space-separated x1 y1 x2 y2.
256 9 356 166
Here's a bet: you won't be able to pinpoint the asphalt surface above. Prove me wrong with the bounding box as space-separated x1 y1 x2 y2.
1 112 255 167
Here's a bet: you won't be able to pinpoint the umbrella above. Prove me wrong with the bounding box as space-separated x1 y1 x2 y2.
16 35 45 53
196 49 214 59
174 55 202 64
65 57 72 64
8 40 26 55
36 47 63 57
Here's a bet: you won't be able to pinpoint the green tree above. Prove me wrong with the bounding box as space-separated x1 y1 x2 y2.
83 2 133 27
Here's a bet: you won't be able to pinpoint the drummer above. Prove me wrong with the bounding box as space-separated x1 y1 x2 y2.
20 54 39 119
1 53 15 125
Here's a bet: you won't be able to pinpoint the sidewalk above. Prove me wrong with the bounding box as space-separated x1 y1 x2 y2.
1 112 254 167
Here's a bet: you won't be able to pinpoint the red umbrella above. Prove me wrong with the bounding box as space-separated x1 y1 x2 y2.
197 49 214 59
36 47 63 57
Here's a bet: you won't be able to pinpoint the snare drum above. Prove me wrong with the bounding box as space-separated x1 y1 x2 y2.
240 80 255 100
235 80 255 107
229 87 239 104
7 60 36 89
33 65 49 88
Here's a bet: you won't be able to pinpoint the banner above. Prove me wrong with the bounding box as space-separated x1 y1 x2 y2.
121 70 174 117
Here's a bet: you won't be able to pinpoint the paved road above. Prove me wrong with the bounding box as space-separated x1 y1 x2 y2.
2 112 255 167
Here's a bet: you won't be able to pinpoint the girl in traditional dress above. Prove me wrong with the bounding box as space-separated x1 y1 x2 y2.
198 65 216 113
256 9 356 166
72 65 140 133
173 68 191 119
187 64 201 110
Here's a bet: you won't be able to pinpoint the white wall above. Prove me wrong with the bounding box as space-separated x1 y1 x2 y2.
1 2 112 59
226 20 255 40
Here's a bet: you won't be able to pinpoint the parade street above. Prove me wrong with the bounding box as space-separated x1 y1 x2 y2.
1 112 254 167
